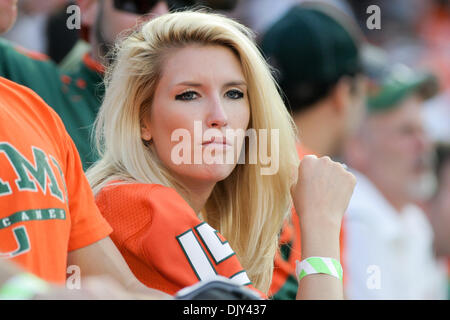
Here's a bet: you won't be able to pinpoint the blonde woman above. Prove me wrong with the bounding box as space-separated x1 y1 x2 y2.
87 10 355 299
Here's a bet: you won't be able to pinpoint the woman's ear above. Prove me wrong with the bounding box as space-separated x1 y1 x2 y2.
141 122 152 142
141 125 152 141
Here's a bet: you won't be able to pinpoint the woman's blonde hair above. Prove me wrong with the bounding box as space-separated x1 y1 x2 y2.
87 10 299 294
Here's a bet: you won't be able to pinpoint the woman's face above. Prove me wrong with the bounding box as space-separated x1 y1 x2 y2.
142 45 251 186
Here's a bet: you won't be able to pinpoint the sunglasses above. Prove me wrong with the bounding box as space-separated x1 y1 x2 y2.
113 0 163 15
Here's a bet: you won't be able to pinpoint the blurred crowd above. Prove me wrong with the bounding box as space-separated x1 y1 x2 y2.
1 0 449 300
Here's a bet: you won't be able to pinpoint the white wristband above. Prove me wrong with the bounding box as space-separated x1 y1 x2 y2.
295 257 343 282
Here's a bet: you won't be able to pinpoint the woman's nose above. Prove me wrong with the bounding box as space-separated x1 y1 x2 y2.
206 96 228 129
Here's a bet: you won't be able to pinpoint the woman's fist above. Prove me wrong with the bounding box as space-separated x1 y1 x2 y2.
291 155 356 232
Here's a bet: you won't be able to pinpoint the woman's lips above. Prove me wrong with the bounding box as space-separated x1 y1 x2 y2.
202 136 231 146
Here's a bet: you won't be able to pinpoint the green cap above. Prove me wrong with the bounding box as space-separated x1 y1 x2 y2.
261 2 362 109
367 63 439 114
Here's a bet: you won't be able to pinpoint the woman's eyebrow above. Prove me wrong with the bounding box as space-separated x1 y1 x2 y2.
173 80 247 87
174 81 203 87
224 81 247 87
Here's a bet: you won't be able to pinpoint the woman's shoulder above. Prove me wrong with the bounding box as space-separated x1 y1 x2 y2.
95 180 203 247
95 180 199 224
97 180 165 198
95 181 181 212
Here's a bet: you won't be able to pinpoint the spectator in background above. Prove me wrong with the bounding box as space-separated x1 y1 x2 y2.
260 2 367 299
59 0 241 71
346 0 450 147
261 2 367 158
343 64 448 299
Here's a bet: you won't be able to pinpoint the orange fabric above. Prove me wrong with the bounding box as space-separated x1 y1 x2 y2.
0 77 112 284
82 53 105 74
269 143 347 297
96 182 265 298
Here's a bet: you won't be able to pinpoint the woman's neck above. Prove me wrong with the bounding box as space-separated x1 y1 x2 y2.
177 179 216 215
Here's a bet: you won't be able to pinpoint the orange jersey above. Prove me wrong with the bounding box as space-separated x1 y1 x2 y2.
95 182 264 297
269 143 346 299
0 77 112 284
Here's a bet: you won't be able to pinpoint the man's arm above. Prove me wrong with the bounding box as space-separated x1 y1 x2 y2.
67 236 172 299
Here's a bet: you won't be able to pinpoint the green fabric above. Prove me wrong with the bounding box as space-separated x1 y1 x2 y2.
270 241 298 300
261 5 360 89
0 38 104 171
279 242 292 261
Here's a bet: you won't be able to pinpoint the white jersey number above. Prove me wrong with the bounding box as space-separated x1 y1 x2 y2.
176 222 251 286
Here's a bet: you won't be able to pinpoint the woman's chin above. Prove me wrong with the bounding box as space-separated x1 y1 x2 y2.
175 163 237 184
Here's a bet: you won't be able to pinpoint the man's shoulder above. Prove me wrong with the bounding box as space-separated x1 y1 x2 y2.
0 38 57 73
0 39 65 101
0 38 50 60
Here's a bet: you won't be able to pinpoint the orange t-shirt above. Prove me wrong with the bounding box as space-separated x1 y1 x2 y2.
95 182 264 298
269 144 347 299
0 77 112 284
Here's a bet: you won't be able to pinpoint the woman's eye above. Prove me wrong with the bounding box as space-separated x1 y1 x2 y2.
225 89 244 99
175 91 198 101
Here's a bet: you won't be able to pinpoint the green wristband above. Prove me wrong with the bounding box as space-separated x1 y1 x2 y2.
0 273 50 300
295 257 343 282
